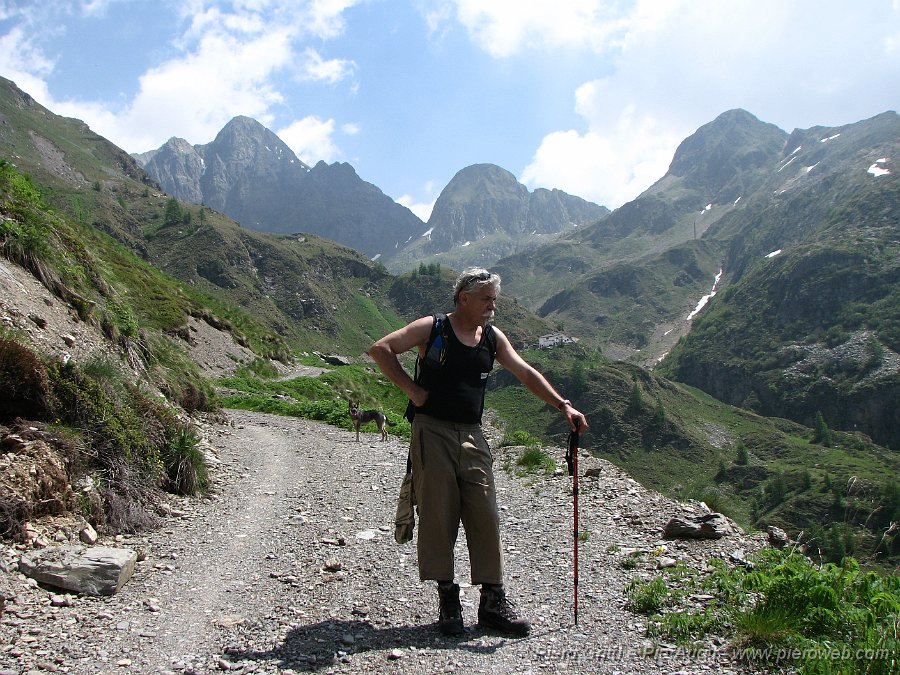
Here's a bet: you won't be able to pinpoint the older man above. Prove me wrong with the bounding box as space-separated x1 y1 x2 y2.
369 267 589 636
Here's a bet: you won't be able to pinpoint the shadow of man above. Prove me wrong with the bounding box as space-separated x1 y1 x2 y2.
226 617 503 671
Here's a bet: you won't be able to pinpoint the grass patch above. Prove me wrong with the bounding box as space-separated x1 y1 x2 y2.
515 446 558 476
215 363 411 439
625 576 675 613
498 429 543 448
625 548 900 673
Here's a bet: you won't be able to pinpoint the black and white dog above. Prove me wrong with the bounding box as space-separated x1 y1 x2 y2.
349 400 396 441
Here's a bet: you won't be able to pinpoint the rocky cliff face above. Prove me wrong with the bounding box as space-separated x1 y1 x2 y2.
664 108 787 203
425 163 607 251
384 164 608 272
137 120 609 271
291 160 427 261
655 111 900 449
136 117 425 259
138 137 206 203
196 116 311 231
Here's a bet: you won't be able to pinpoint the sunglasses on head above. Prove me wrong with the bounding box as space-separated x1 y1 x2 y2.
470 271 491 282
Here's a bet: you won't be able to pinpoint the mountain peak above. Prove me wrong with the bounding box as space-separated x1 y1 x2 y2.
663 108 787 202
416 162 606 257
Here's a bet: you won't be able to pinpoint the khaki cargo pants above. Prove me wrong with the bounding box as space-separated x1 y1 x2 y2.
410 414 503 585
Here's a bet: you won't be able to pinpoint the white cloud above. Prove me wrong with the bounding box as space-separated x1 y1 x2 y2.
277 115 340 164
304 0 360 39
89 25 295 151
0 26 56 102
1 1 365 153
80 0 120 18
449 0 629 57
296 47 356 83
469 0 900 207
396 194 435 222
521 104 683 208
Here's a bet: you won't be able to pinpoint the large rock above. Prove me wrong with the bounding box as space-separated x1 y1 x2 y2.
662 512 737 540
18 546 137 596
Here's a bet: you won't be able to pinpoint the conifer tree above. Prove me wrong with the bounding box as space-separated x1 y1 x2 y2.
628 375 644 414
813 410 833 447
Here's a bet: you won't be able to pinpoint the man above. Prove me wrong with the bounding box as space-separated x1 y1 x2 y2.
369 267 589 637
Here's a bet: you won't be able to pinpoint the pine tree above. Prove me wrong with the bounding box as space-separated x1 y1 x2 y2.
164 197 183 228
813 410 833 447
801 469 812 491
628 375 644 414
652 396 666 431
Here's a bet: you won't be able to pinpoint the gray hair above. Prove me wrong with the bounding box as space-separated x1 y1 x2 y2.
453 267 501 305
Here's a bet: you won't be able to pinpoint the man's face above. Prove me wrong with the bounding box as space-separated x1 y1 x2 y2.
464 284 498 322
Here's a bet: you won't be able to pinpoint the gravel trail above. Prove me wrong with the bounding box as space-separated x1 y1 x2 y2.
1 408 766 674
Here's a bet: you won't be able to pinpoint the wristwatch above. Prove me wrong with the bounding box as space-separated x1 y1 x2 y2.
557 399 571 411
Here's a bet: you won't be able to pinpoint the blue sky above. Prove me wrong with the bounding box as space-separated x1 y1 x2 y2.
1 1 899 221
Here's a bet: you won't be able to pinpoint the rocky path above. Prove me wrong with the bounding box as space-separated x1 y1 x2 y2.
1 409 767 674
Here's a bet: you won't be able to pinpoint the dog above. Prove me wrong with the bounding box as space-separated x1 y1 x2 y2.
349 400 396 442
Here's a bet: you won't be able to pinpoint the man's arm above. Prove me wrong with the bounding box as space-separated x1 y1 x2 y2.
369 316 435 407
493 326 589 431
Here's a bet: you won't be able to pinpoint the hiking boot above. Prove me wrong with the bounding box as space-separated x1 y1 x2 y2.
437 582 464 635
478 584 531 636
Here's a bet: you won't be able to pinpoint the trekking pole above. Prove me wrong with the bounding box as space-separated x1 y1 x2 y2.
565 419 581 625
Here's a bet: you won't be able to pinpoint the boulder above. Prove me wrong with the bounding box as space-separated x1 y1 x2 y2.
663 512 736 540
18 546 137 596
766 525 791 548
79 523 99 544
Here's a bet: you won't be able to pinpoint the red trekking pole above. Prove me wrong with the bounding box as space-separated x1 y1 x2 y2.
565 419 581 625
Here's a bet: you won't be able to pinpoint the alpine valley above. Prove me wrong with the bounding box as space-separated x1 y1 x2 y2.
1 75 897 567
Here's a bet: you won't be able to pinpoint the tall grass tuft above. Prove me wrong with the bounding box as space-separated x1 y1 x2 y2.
162 425 208 496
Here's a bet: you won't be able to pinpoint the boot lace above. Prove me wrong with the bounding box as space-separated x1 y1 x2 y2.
488 588 521 620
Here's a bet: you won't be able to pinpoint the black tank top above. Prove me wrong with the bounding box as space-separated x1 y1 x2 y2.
416 319 496 424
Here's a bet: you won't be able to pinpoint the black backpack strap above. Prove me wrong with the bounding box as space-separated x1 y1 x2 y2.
406 314 446 424
484 323 497 359
414 313 447 381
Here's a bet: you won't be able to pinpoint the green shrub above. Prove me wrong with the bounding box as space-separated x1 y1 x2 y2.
235 357 279 379
813 411 833 447
620 552 642 570
653 609 723 643
646 548 900 673
49 361 158 466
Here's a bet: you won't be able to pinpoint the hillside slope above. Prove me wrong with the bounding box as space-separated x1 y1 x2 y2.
659 112 900 449
493 108 900 451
